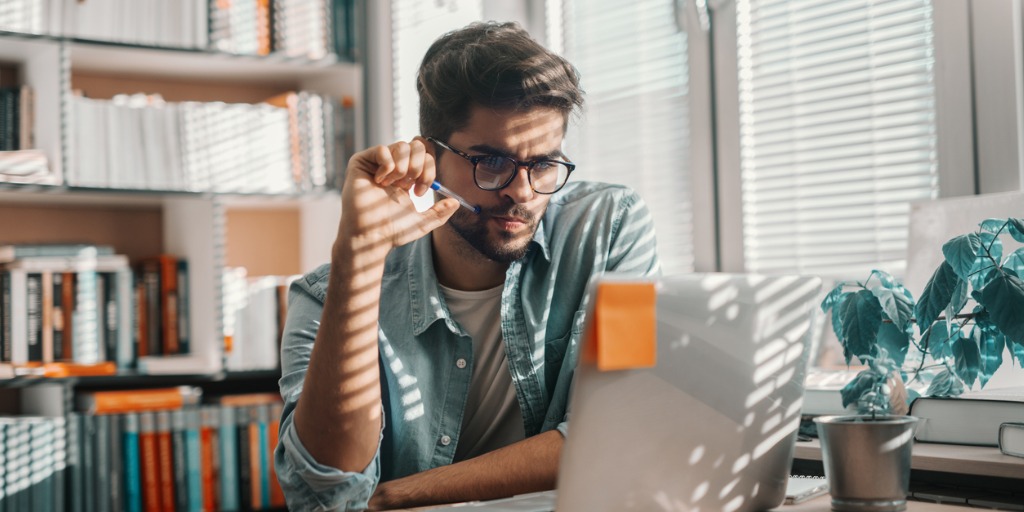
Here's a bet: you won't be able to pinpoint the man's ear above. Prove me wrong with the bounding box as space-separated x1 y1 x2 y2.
414 135 436 159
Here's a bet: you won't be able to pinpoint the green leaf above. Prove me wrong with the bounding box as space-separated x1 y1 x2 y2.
926 369 965 397
951 333 982 389
831 291 850 343
1009 218 1024 243
915 261 960 335
876 322 910 368
979 218 1008 232
841 369 884 409
869 269 897 289
923 322 952 359
1011 339 1024 367
978 271 1024 346
978 328 1005 388
840 290 883 362
871 288 914 330
1002 248 1024 275
821 285 844 312
949 278 969 314
943 233 982 281
979 232 1004 263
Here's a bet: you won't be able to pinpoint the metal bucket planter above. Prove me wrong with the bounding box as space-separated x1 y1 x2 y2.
814 415 919 512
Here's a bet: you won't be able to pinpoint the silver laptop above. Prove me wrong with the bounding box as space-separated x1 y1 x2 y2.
426 273 823 512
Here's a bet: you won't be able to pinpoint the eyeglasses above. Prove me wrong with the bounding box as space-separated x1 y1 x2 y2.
427 137 575 194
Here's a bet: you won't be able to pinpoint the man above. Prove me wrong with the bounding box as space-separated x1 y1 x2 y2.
276 21 660 511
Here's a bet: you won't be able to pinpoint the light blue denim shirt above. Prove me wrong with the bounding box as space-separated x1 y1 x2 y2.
275 181 661 511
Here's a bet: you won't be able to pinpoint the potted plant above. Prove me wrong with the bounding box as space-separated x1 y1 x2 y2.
816 217 1024 511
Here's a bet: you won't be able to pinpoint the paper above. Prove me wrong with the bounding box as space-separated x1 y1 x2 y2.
582 281 656 371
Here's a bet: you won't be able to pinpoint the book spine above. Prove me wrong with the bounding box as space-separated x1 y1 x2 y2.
159 257 179 355
123 413 143 512
7 420 31 511
1 271 10 362
171 410 189 512
177 259 190 355
67 413 83 512
27 272 42 361
139 412 160 512
96 272 107 361
82 414 96 512
200 406 218 512
135 279 147 358
62 272 75 361
255 404 270 508
95 414 112 512
53 417 68 512
219 406 239 512
104 271 119 364
143 262 161 356
52 272 64 360
41 271 53 362
268 402 284 507
73 269 100 364
9 270 27 364
110 413 124 512
29 419 55 512
186 409 202 512
236 406 252 511
155 411 175 512
117 268 135 368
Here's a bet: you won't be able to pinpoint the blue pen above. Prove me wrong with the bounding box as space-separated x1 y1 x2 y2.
430 181 481 214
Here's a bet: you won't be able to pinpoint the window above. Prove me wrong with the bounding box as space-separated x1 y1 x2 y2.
556 0 697 274
731 0 940 277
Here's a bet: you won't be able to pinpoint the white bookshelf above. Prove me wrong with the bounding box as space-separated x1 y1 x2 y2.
0 27 360 376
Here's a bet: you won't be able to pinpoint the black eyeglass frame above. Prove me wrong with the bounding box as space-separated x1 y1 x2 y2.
426 137 576 195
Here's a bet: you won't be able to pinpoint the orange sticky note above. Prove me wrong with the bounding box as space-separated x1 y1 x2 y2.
583 281 657 371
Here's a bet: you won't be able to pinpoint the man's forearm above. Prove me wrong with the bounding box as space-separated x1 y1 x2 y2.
370 430 564 510
292 235 390 473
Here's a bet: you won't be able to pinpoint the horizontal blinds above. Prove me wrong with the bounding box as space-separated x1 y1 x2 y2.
391 0 483 141
736 0 939 277
561 0 694 274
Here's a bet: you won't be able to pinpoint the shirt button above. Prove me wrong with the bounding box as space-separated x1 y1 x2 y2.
456 358 467 369
440 435 452 446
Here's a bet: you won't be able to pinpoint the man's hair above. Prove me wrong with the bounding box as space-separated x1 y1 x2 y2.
417 21 584 141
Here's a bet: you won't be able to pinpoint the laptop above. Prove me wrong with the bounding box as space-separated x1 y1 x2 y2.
424 273 823 512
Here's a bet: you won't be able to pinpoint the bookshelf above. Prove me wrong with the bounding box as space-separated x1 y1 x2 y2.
1 2 360 509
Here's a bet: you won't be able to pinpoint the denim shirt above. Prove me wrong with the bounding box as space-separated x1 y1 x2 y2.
275 182 661 511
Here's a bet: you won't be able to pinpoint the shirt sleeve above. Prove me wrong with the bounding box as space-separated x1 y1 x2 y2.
275 269 385 511
607 191 662 276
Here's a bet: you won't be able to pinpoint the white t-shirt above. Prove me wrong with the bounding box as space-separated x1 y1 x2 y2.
439 283 526 461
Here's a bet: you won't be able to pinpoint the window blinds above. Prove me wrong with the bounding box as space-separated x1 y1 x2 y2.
559 0 696 274
735 0 940 277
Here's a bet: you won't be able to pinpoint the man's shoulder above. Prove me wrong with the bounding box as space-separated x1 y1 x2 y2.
549 180 641 208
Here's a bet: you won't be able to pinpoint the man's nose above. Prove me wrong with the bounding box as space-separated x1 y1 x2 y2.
500 166 535 204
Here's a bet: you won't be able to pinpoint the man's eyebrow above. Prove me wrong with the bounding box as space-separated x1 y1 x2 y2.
468 144 567 161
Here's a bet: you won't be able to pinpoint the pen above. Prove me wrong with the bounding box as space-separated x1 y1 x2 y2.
430 181 481 214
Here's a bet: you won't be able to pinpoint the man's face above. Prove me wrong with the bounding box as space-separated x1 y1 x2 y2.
434 106 567 263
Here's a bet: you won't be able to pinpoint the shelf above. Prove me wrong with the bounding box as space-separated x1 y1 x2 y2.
795 438 1024 480
0 369 282 390
0 183 340 207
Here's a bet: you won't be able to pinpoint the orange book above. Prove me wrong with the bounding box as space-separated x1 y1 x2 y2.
19 360 117 378
256 0 272 56
200 407 218 512
61 271 75 360
140 412 161 512
268 402 285 506
142 255 180 355
215 393 281 407
156 411 176 512
76 386 202 415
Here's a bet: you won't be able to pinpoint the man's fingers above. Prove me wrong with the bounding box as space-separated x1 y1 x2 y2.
371 145 394 184
384 142 412 186
417 198 460 233
413 152 437 197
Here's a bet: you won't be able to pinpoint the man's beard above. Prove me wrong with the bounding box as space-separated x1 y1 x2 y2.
446 203 539 264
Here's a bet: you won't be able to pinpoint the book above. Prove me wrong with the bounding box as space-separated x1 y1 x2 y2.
999 422 1024 458
110 412 124 512
910 387 1024 446
0 244 114 264
185 410 202 512
171 410 189 512
139 412 160 512
76 386 203 415
123 413 144 512
219 406 240 512
156 411 176 512
200 406 219 512
95 414 112 512
786 475 829 504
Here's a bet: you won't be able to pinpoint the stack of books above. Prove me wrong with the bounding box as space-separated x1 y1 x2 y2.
0 244 192 374
70 92 354 193
0 63 53 185
222 268 299 372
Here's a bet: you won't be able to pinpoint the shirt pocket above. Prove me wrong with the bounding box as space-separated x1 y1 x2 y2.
544 309 588 389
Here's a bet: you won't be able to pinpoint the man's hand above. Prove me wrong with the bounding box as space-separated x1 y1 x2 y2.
339 139 460 258
366 430 563 511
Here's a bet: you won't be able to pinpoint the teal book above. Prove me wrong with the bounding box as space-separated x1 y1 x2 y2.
171 410 189 512
218 406 239 512
256 405 270 508
95 414 111 512
81 415 95 512
185 409 202 512
122 414 142 512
